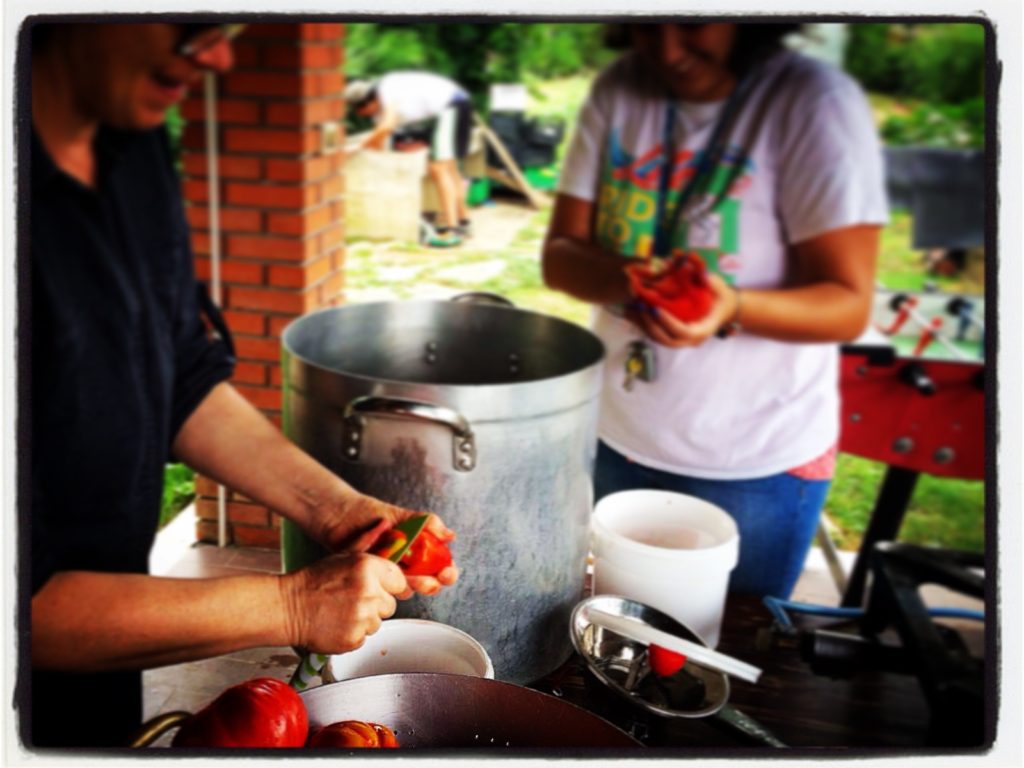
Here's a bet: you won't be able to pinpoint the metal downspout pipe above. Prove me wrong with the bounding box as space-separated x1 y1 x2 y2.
203 72 229 548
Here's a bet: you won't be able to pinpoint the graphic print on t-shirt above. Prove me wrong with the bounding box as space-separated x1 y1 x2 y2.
594 128 754 277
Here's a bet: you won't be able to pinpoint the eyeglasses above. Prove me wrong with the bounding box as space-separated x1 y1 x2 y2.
175 23 246 58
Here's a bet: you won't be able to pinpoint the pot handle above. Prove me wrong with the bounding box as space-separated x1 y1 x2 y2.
128 711 191 748
343 396 477 472
450 291 515 308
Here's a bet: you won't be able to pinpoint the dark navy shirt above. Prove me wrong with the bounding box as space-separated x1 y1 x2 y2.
29 125 233 747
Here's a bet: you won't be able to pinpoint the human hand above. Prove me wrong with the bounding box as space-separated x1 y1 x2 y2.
280 552 408 655
367 520 460 597
635 272 740 348
312 493 459 597
362 133 389 151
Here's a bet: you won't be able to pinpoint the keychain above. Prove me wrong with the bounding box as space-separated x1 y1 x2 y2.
623 340 657 391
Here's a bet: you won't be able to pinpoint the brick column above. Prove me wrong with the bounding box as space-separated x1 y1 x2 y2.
180 23 346 548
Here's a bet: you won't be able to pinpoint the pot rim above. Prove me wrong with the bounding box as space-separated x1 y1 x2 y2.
281 300 605 387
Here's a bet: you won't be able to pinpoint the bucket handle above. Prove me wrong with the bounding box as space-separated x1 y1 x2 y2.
128 711 191 748
343 395 477 472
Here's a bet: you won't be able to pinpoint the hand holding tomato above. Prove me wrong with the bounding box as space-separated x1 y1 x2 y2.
307 720 399 748
370 527 454 577
628 258 741 349
171 677 308 748
308 490 455 567
368 517 458 598
626 251 715 323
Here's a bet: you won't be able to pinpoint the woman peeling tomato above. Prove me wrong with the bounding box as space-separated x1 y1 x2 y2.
542 22 887 598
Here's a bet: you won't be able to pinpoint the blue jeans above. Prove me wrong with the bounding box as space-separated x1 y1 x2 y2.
594 442 830 598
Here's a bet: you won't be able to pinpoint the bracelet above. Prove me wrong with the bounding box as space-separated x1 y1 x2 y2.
715 285 743 339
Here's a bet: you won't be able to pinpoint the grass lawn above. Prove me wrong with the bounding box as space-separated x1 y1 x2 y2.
825 455 985 553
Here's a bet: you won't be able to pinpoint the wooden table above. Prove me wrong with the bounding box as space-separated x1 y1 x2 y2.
530 594 981 752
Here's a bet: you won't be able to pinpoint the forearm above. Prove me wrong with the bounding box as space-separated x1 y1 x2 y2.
169 385 393 552
171 383 360 538
736 282 873 343
737 225 880 343
542 235 632 305
32 571 292 671
359 107 398 151
360 125 391 150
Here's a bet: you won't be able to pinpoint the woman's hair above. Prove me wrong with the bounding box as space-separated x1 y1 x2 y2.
604 22 803 75
731 24 803 73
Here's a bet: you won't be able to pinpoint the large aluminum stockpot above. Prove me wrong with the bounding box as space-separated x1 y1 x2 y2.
280 299 605 684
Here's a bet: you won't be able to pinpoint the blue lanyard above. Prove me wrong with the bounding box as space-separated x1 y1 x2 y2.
653 74 755 257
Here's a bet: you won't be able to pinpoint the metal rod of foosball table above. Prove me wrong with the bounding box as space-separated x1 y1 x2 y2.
889 295 968 360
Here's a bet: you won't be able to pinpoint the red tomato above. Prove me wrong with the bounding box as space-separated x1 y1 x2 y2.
171 677 308 748
626 251 715 322
648 644 687 677
307 720 400 748
397 528 453 576
372 723 400 747
371 528 453 577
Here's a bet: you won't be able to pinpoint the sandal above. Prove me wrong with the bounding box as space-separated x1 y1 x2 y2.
426 232 463 248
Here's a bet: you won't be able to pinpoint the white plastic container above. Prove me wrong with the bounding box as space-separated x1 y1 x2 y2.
591 490 740 648
324 619 494 682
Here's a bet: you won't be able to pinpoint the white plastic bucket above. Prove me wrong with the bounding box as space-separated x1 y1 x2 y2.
591 490 740 648
324 619 494 682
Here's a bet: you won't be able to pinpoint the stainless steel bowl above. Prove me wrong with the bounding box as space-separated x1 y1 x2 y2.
300 673 641 748
570 595 730 719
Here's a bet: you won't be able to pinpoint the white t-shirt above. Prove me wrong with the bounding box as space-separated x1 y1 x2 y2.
376 71 467 126
558 50 889 480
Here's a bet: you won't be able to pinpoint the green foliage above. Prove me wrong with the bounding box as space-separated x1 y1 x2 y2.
881 99 984 149
439 24 512 109
516 24 614 79
165 103 185 174
845 24 909 94
344 22 611 107
846 23 985 151
845 23 985 104
165 103 184 148
344 24 431 79
901 24 986 105
160 463 195 529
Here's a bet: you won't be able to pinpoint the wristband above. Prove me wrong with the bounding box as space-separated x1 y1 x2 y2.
715 285 743 339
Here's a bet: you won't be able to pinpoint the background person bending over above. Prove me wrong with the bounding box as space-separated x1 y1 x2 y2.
28 22 458 748
345 72 473 247
543 22 888 598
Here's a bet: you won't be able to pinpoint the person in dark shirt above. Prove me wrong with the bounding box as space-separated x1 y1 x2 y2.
27 22 458 748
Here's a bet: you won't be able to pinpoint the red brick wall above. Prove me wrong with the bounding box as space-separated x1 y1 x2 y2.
180 23 346 548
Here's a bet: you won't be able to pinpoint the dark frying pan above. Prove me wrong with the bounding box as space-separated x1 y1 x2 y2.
300 673 641 749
